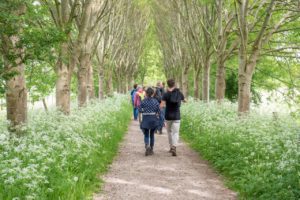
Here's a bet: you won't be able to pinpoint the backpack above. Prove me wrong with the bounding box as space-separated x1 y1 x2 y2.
169 89 182 103
130 89 137 104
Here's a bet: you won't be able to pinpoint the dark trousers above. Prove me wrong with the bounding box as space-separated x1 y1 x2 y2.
133 107 138 120
143 129 155 147
158 108 165 131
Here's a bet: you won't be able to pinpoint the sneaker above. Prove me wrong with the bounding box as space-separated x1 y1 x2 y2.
171 146 177 156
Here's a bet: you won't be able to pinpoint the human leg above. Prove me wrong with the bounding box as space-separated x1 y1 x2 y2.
143 129 150 146
143 129 151 156
170 120 180 146
166 120 173 148
170 120 180 156
133 107 138 120
138 112 142 124
149 129 155 155
158 109 165 134
150 129 155 148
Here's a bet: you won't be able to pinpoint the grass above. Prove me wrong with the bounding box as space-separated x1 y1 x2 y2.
180 101 300 200
0 95 131 200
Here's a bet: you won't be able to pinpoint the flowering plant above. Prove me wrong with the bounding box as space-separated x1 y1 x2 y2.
0 95 131 200
181 101 300 199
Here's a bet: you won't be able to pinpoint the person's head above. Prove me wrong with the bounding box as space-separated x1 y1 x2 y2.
133 84 138 89
156 81 161 88
167 79 176 89
146 87 154 97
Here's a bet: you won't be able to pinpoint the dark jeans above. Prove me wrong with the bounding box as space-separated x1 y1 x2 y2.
133 107 138 120
143 129 155 147
157 108 165 131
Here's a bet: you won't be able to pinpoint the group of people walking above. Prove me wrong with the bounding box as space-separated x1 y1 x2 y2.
130 79 185 157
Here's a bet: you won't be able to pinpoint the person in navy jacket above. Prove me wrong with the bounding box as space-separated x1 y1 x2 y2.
138 87 160 156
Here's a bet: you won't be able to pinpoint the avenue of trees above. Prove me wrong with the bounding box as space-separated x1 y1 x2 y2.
0 0 150 128
0 0 300 129
153 0 300 112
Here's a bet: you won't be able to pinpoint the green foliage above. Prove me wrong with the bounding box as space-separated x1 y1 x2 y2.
137 19 165 85
0 95 131 199
26 62 56 103
181 102 300 199
225 71 239 101
0 0 64 97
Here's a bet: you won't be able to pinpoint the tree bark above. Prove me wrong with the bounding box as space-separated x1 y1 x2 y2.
107 69 113 96
179 72 183 90
128 77 134 91
238 73 251 113
98 66 104 99
42 98 48 112
236 0 276 113
5 68 27 127
4 38 27 127
2 4 27 128
56 43 71 114
215 58 226 102
87 63 95 100
116 75 122 93
215 0 227 102
182 67 189 98
77 53 89 107
125 79 129 94
193 68 200 99
202 58 210 102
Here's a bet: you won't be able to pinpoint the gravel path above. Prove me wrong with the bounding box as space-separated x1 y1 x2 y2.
94 120 236 200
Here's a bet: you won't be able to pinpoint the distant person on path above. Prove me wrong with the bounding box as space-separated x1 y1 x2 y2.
134 87 145 124
161 79 185 156
130 84 138 120
138 87 160 156
161 82 166 94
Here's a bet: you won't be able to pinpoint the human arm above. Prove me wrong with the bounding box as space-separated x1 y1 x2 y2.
138 100 144 113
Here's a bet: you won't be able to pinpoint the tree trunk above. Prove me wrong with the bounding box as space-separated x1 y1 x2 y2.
42 98 48 112
98 66 104 99
179 72 183 90
116 75 122 93
87 64 95 100
2 4 27 128
215 59 226 102
128 77 134 91
202 59 210 102
193 69 200 99
56 53 71 114
77 53 89 107
107 70 113 96
124 77 129 94
182 67 189 98
4 46 27 127
238 73 251 113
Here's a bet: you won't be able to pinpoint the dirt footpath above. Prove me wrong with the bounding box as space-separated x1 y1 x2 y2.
94 120 236 200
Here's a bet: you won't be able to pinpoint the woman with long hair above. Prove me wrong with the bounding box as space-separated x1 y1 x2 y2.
138 87 160 156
